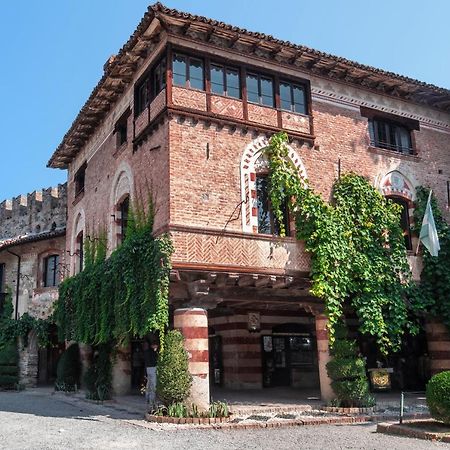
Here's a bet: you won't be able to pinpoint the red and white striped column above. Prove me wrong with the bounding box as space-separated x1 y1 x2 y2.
174 308 210 411
315 314 334 402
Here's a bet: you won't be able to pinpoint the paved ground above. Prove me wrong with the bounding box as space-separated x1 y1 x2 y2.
0 390 446 450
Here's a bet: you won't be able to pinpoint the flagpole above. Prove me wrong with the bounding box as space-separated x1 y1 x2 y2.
416 190 433 256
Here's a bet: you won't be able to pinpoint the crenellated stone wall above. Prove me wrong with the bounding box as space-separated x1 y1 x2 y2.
0 183 67 240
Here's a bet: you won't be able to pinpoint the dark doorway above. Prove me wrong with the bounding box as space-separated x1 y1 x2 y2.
37 325 65 385
262 323 317 388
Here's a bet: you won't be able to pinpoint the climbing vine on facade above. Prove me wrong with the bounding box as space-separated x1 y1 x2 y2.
413 186 450 330
53 201 173 346
263 132 423 353
0 290 51 349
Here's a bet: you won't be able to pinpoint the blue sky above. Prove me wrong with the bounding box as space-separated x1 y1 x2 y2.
1 0 449 200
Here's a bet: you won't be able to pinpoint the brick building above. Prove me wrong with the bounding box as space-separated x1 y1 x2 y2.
47 3 450 406
0 184 67 386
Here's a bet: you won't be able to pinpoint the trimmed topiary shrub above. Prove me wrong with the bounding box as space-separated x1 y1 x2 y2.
0 341 19 389
326 323 374 407
55 343 81 391
157 330 192 406
426 371 450 424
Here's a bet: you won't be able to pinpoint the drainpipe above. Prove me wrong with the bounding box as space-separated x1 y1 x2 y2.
7 249 21 320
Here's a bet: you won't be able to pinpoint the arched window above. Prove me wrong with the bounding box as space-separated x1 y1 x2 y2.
389 197 412 251
76 231 84 273
119 196 130 243
240 136 307 234
254 156 289 235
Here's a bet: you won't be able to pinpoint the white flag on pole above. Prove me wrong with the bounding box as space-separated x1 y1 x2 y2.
419 190 440 257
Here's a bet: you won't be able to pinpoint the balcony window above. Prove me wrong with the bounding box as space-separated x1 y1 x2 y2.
43 255 60 287
280 81 307 114
135 78 149 116
173 54 204 90
369 118 413 154
210 64 240 99
152 57 167 98
256 175 289 235
246 73 274 107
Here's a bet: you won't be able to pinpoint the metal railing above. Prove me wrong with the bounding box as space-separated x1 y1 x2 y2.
399 391 427 424
370 139 413 155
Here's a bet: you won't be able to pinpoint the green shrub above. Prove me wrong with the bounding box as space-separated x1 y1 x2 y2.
55 343 81 391
326 323 374 407
0 341 18 389
84 343 113 401
426 371 450 424
157 330 192 406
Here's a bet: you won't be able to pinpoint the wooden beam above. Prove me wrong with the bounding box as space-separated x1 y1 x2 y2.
238 274 258 287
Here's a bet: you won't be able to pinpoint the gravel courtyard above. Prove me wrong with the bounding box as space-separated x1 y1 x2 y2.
0 391 447 450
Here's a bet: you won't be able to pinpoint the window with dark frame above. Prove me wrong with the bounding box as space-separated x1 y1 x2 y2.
389 197 413 251
173 53 204 90
119 196 130 243
368 118 413 154
152 57 167 98
74 163 86 198
210 64 240 99
115 110 130 148
77 231 84 273
246 73 274 107
280 81 307 114
256 175 290 235
135 57 167 117
43 255 60 287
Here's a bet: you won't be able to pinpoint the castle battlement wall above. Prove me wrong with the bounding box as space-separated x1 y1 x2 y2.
0 183 67 240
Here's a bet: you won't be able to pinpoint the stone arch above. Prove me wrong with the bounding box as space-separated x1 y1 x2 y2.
378 170 416 201
240 136 307 233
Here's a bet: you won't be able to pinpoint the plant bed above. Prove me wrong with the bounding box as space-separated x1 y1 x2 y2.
145 413 230 425
377 420 450 442
321 405 374 415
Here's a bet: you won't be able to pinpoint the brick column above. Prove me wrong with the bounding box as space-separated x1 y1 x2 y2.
78 343 92 388
315 314 334 402
425 319 450 375
174 307 210 411
112 343 131 396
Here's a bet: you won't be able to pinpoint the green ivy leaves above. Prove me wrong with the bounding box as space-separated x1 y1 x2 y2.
264 132 417 354
53 204 173 347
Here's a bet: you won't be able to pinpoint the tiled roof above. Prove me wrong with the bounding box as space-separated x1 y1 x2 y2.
0 228 66 252
48 2 450 169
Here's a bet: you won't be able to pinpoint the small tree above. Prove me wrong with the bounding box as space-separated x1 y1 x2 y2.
326 323 374 407
83 343 113 401
156 330 192 406
426 371 450 424
55 343 81 391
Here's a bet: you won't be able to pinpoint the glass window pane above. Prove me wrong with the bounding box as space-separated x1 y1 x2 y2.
256 176 271 234
280 83 292 110
397 126 411 153
211 65 224 95
226 69 240 98
260 77 273 97
211 65 224 85
246 74 259 103
189 58 204 90
173 54 187 86
293 85 306 114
